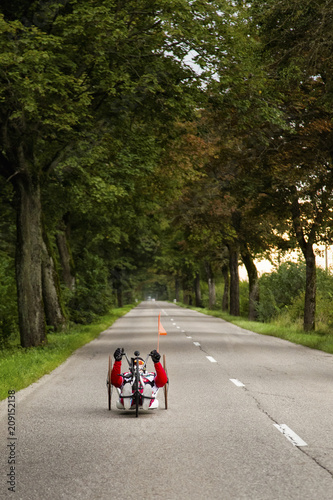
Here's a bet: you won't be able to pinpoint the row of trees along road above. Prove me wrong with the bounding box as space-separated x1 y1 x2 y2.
0 0 230 347
1 0 333 347
155 0 333 332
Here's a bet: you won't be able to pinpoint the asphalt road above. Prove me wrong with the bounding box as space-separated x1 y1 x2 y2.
1 301 333 499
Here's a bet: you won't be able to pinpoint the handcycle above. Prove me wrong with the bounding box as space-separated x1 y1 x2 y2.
107 349 168 417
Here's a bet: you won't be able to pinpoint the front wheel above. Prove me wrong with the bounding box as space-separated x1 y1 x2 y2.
135 359 140 417
163 354 168 410
108 355 112 410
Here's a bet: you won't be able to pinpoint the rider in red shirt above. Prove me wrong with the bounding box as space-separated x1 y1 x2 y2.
111 348 168 410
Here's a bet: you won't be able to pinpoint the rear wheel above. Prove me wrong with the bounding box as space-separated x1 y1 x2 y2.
108 355 112 410
163 354 168 410
135 361 140 417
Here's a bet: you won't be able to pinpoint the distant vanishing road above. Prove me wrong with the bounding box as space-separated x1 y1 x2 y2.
1 301 333 499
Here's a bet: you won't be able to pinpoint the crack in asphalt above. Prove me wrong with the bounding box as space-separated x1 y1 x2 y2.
247 389 333 480
187 334 333 480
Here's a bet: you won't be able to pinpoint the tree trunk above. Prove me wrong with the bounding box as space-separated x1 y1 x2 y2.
304 244 316 331
194 272 203 307
228 244 240 316
117 288 123 308
291 194 316 331
204 261 216 309
13 174 46 347
41 235 66 331
241 243 259 321
56 231 75 290
112 267 123 307
175 278 180 302
221 263 229 312
182 274 193 305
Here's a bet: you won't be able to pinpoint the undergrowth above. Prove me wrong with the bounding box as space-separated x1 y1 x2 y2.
177 304 333 356
0 305 135 401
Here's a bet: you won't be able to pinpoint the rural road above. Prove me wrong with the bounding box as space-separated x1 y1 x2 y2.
1 301 333 499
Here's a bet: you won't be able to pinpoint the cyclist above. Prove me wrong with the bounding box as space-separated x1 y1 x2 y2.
111 348 168 410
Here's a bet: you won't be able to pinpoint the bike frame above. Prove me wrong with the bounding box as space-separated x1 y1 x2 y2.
118 350 154 417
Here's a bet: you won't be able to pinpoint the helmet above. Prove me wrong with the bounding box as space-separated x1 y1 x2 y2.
132 357 145 372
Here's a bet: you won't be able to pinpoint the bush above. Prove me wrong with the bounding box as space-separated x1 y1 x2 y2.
257 261 333 329
315 268 333 327
257 261 306 322
239 280 249 317
0 254 18 347
67 250 115 324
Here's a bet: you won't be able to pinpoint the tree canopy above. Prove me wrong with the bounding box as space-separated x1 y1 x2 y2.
1 0 333 346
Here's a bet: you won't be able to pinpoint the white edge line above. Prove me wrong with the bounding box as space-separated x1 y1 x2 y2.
206 356 217 363
274 424 307 447
229 378 245 388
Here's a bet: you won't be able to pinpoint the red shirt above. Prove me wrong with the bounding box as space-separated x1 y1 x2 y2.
111 360 168 388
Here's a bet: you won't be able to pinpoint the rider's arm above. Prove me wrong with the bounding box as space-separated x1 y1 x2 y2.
111 360 123 388
154 362 168 388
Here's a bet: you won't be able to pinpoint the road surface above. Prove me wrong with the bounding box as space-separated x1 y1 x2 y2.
1 301 333 499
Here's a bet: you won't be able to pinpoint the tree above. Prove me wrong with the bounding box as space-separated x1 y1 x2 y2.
250 0 333 330
0 9 91 345
0 0 230 345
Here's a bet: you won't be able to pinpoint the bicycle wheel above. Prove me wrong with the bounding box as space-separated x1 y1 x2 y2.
135 360 140 417
108 355 112 410
163 354 168 410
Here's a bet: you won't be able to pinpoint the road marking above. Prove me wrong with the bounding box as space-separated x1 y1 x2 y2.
181 330 185 333
274 424 308 447
193 342 201 346
186 336 192 338
206 356 217 363
230 379 245 387
177 326 180 329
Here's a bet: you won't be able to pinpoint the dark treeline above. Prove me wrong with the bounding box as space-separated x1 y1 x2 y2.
1 0 333 347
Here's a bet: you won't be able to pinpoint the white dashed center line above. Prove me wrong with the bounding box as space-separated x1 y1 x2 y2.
206 356 217 363
193 342 201 347
230 379 245 387
274 424 308 447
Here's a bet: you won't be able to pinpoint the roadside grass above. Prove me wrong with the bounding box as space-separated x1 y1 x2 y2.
176 303 333 355
0 305 135 401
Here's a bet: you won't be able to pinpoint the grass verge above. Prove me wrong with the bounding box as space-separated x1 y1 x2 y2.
176 303 333 356
0 305 135 401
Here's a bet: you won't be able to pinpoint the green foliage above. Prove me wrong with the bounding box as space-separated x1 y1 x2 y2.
0 253 18 346
0 305 135 400
2 0 333 342
1 0 227 346
257 262 333 328
316 270 333 327
179 302 333 356
67 250 114 324
239 280 250 317
257 261 306 322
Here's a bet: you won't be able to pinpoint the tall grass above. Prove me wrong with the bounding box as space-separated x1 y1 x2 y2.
178 304 333 355
177 262 333 355
0 305 135 401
